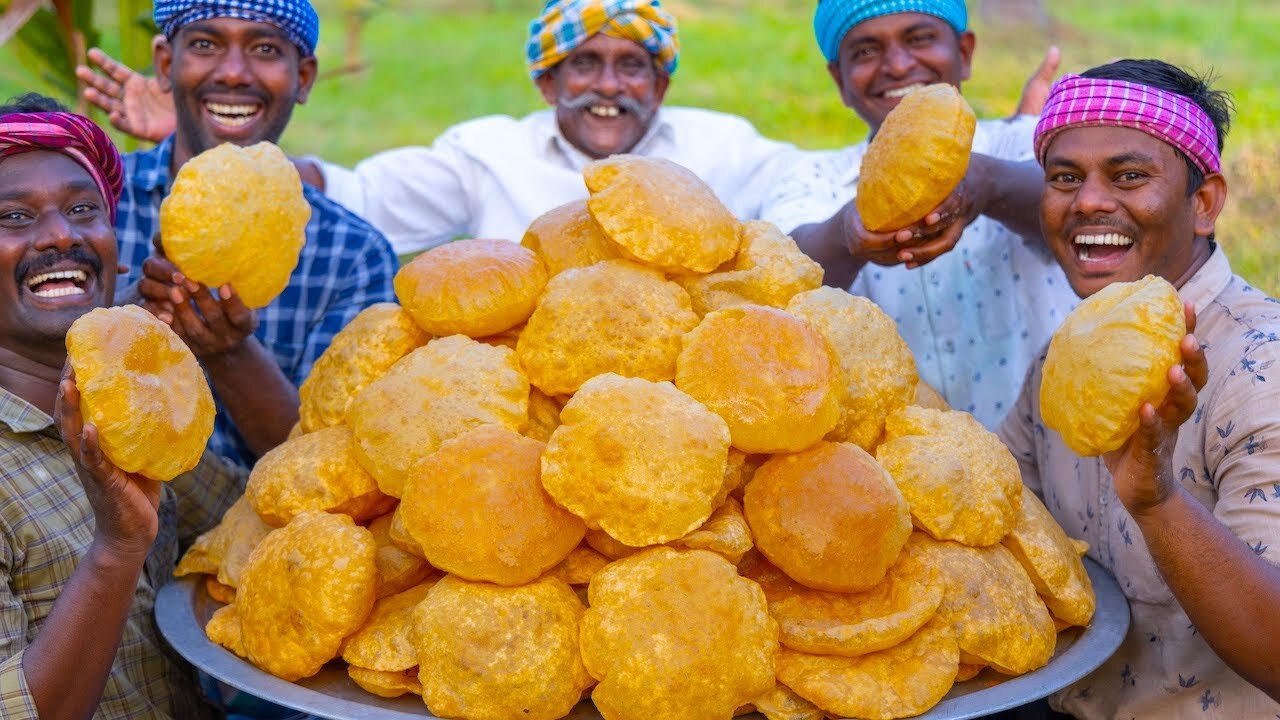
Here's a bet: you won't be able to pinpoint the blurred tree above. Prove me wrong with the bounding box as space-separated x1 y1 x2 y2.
980 0 1049 27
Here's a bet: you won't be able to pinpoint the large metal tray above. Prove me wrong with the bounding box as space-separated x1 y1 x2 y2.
156 557 1129 720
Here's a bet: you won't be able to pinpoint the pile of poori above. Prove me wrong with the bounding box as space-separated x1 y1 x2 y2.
177 155 1096 720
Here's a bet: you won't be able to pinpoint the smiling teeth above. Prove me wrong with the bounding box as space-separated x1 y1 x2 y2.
206 102 258 116
26 269 86 288
884 84 925 98
589 105 621 117
1075 233 1134 246
33 286 85 298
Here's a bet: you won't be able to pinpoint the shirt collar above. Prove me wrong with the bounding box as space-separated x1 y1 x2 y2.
0 386 54 434
130 135 177 193
1177 242 1233 316
542 108 677 171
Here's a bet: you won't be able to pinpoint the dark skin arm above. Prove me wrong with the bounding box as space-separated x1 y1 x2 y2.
1106 305 1280 701
140 254 298 459
23 369 161 720
792 153 1046 287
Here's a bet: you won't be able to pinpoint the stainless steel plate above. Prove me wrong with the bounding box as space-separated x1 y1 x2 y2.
156 557 1129 720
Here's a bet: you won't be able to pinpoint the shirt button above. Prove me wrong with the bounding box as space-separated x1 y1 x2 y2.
943 339 956 353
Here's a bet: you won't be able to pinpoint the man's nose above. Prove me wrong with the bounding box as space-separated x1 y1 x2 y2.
211 45 252 86
1072 175 1120 216
595 61 622 95
883 43 918 78
32 214 81 253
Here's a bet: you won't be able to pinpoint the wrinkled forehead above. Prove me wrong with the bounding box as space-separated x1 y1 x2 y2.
0 151 100 203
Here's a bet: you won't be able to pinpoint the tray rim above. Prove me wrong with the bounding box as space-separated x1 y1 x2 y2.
155 556 1130 720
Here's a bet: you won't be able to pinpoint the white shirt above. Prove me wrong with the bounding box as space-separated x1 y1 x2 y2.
319 106 797 255
761 115 1078 429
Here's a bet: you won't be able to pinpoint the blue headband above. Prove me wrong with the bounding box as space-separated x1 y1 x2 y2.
155 0 320 57
814 0 968 63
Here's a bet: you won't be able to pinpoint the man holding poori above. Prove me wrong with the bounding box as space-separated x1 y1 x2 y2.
116 0 398 469
763 0 1076 429
999 60 1280 717
0 95 241 719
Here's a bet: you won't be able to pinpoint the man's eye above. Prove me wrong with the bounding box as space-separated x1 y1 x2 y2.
253 43 281 56
0 210 26 222
189 38 214 50
1118 171 1147 182
1049 173 1079 184
69 203 97 215
570 56 599 70
908 32 936 45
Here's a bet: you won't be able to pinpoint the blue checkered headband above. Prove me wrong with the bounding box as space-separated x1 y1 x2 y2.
814 0 968 63
154 0 320 56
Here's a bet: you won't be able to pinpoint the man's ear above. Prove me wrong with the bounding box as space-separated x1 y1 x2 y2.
295 55 318 104
535 71 558 106
957 30 976 82
154 36 175 93
1193 173 1228 239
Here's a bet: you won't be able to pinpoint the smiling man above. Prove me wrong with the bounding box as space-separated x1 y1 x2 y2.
0 95 243 719
999 60 1280 718
290 0 795 254
762 0 1076 429
115 0 397 469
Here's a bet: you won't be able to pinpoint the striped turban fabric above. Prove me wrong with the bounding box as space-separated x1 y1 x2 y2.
814 0 968 63
0 112 125 222
526 0 679 80
1034 74 1222 175
154 0 321 56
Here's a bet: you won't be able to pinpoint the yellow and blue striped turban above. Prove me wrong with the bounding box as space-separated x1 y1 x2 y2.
154 0 321 57
814 0 968 63
527 0 679 80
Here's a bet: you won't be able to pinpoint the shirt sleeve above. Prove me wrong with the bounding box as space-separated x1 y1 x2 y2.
759 151 850 235
170 451 250 546
294 221 399 385
317 136 478 256
997 354 1045 497
1205 339 1280 567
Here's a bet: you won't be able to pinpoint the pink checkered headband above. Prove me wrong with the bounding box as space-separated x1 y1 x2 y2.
1034 74 1222 176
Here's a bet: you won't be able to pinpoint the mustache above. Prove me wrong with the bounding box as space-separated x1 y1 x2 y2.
15 246 104 284
559 92 654 123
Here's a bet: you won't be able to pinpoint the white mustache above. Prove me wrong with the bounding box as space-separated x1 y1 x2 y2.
559 92 653 123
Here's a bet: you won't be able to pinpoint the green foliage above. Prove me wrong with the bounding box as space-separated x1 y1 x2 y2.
9 8 77 97
118 0 156 72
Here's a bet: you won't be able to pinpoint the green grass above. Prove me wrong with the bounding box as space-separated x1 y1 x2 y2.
3 0 1278 290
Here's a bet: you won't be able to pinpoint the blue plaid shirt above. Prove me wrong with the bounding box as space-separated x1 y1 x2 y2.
114 136 398 469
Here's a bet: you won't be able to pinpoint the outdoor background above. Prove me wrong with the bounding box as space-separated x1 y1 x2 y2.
3 0 1277 292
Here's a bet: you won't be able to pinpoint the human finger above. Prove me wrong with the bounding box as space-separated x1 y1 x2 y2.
191 285 233 337
55 367 84 455
171 295 215 349
87 47 139 86
899 225 963 267
218 286 258 334
1180 332 1208 392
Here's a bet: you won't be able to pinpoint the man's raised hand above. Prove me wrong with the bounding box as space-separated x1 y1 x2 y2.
76 45 176 143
